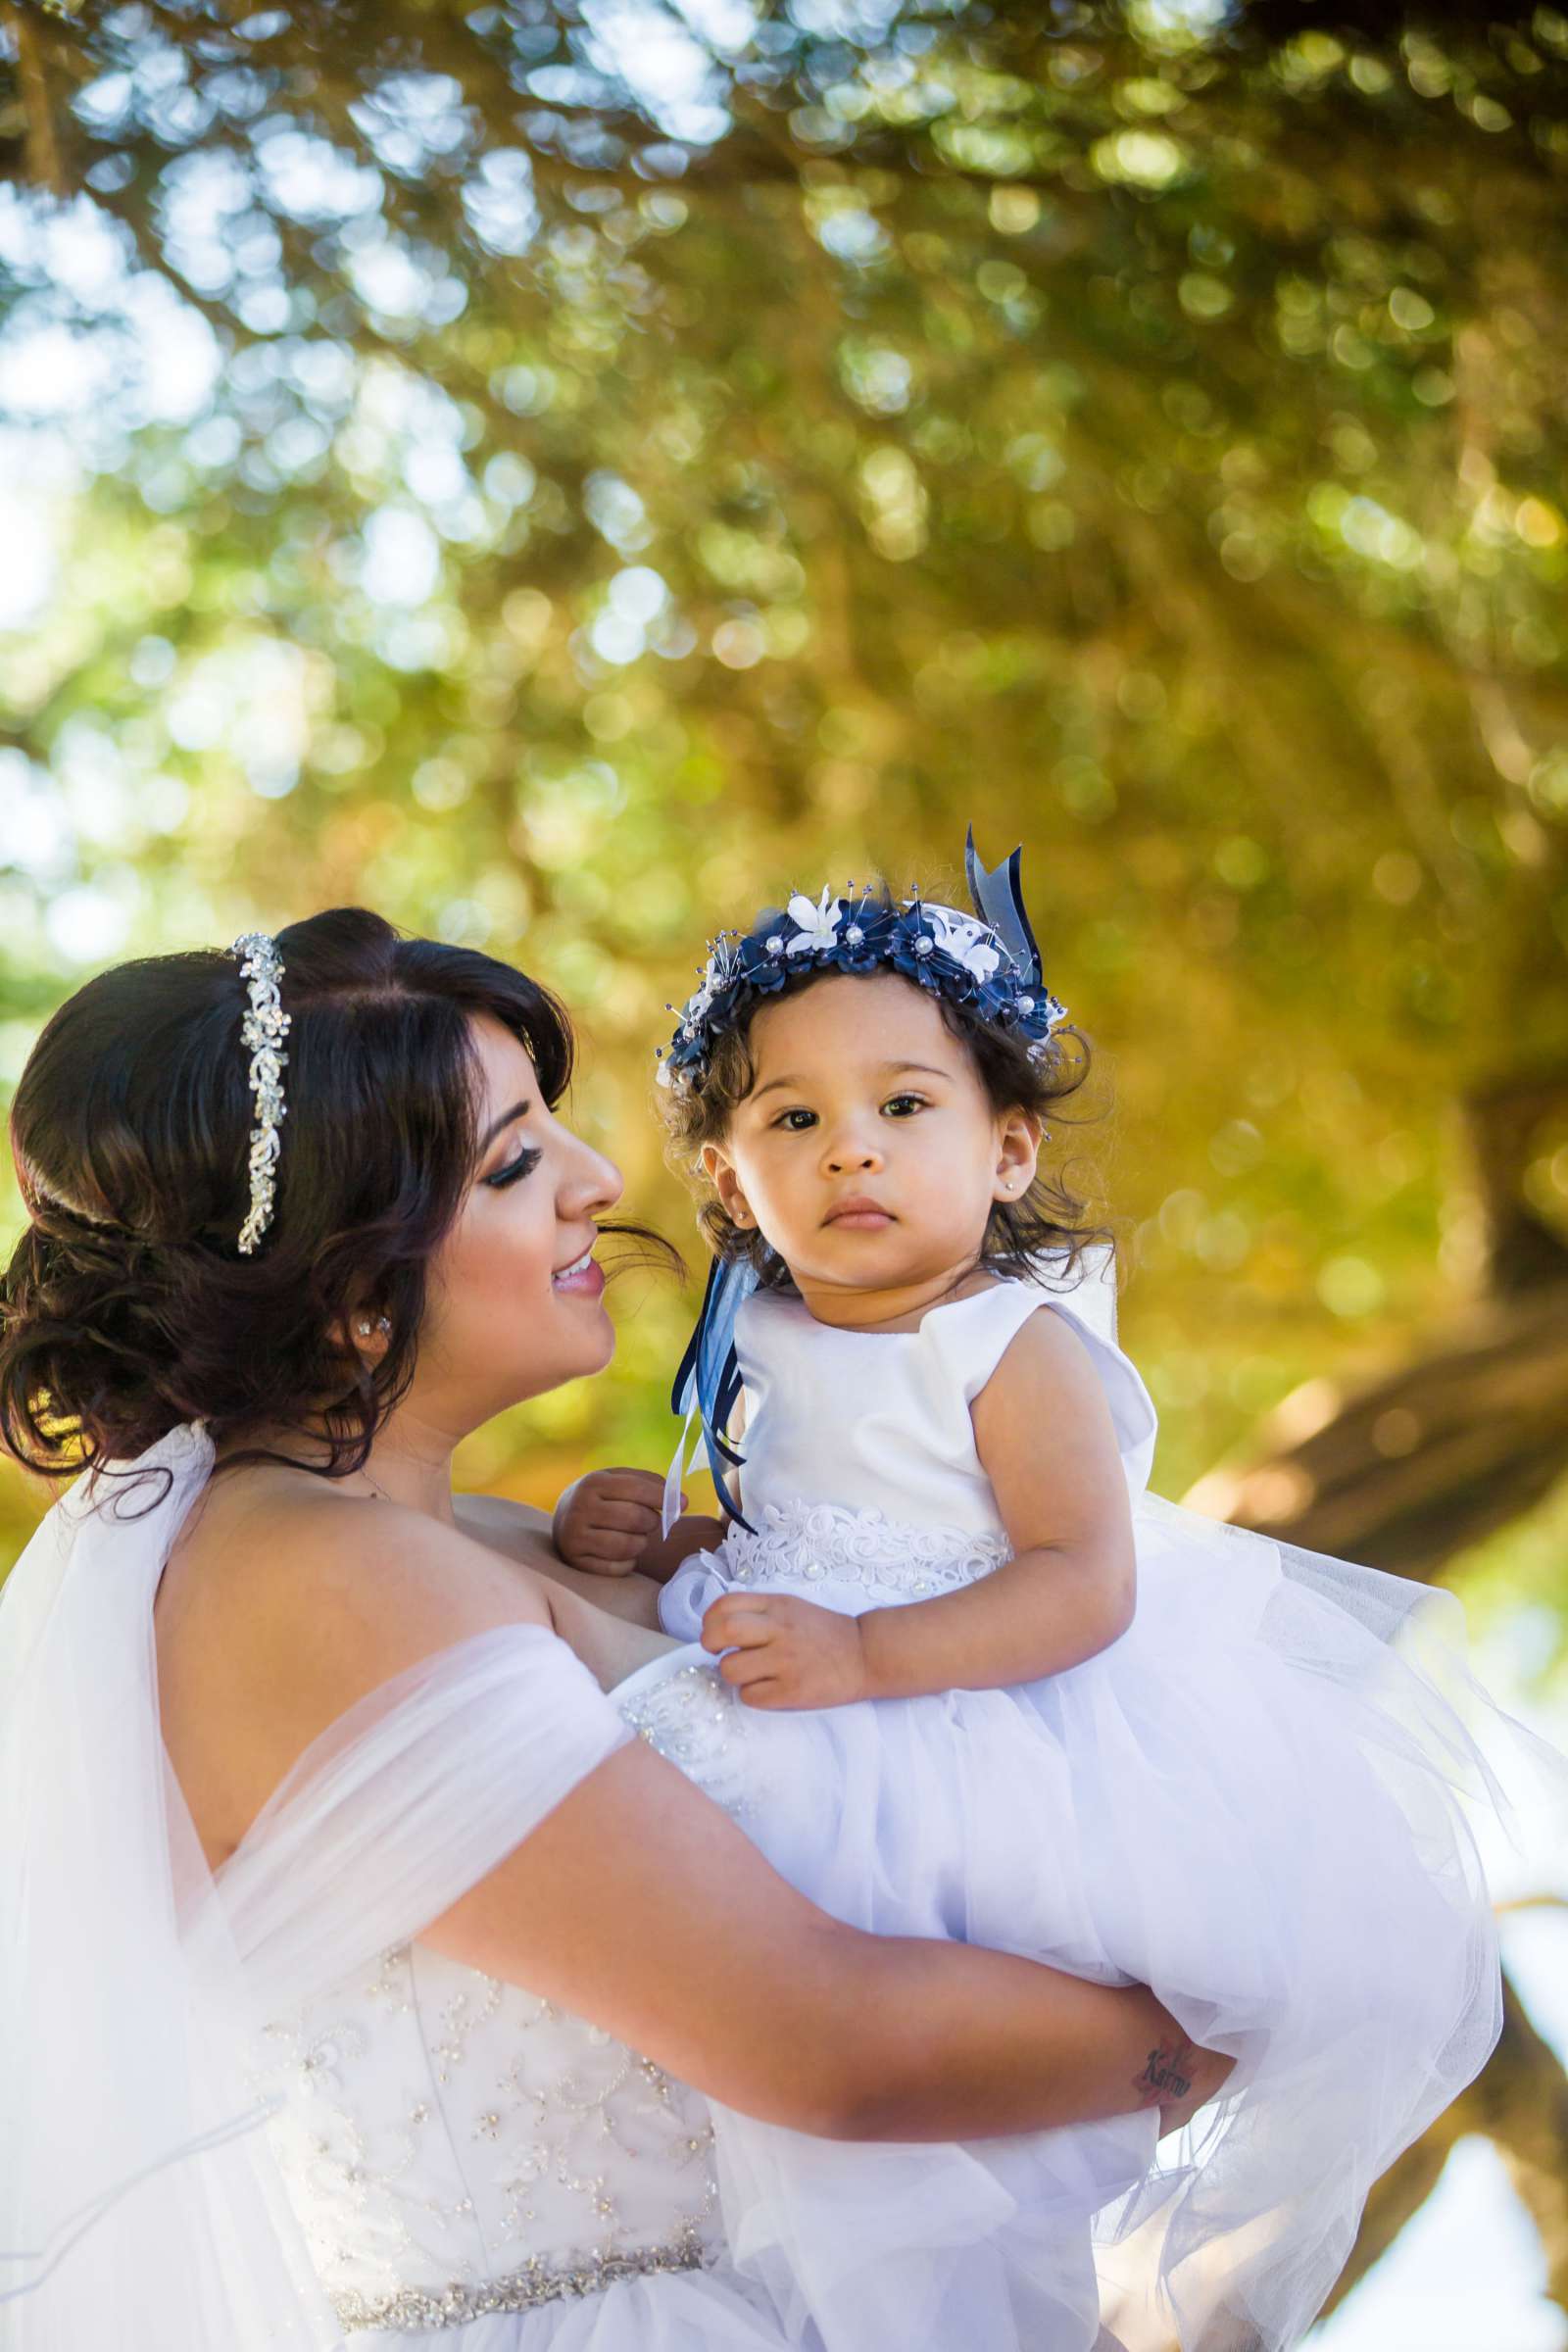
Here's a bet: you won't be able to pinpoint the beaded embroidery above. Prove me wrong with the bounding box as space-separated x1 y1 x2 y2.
329 2228 712 2332
253 1928 724 2318
228 931 291 1254
616 1660 760 1826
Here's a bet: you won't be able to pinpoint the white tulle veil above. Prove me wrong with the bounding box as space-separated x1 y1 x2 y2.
0 1418 640 2350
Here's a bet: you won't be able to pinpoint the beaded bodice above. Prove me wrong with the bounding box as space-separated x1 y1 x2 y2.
245 1653 763 2333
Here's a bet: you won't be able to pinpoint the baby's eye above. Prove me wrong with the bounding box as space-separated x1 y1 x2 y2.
774 1107 817 1132
882 1094 927 1117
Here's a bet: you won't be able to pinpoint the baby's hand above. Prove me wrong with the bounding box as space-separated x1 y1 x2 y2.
701 1592 869 1710
553 1469 679 1577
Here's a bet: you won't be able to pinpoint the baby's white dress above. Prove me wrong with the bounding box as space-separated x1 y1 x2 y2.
639 1257 1568 2350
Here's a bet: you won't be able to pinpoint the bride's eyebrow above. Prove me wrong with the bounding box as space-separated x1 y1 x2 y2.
479 1097 532 1148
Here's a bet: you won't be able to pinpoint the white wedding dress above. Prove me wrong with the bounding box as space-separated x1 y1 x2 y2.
0 1413 1120 2352
0 1408 800 2350
3 1250 1565 2350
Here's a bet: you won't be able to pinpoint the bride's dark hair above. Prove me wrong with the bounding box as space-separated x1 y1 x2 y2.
1 906 676 1510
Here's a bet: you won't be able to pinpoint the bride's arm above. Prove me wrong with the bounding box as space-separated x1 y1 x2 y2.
539 1576 682 1693
422 1729 1204 2143
226 1502 1218 2145
451 1493 678 1688
453 1491 669 1634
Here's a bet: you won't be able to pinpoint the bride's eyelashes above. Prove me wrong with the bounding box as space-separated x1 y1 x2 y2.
484 1144 543 1188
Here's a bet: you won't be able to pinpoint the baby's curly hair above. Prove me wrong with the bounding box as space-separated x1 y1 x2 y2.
658 886 1122 1298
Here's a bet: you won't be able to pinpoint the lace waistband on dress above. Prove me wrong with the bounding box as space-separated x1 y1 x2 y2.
719 1496 1010 1598
329 2228 712 2332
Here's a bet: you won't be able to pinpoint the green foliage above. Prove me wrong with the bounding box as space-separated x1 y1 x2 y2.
2 1 1566 1650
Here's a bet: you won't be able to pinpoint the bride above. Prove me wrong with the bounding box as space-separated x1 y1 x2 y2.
0 907 1232 2351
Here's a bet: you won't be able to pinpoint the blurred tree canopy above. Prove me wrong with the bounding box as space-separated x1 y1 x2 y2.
2 0 1567 1571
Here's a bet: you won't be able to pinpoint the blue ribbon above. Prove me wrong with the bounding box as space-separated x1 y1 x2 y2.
665 1252 760 1533
963 824 1043 987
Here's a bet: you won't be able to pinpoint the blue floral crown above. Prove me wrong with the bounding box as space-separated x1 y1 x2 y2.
655 830 1071 1537
656 827 1069 1094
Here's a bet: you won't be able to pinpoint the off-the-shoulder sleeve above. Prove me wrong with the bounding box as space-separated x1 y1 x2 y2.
189 1622 635 2016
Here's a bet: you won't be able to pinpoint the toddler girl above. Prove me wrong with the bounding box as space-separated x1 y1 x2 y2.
556 832 1568 2351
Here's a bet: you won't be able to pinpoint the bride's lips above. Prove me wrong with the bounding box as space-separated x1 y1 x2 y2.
822 1197 894 1230
552 1243 605 1298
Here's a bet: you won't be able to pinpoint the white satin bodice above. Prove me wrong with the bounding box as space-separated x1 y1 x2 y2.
733 1255 1157 1534
659 1253 1159 1635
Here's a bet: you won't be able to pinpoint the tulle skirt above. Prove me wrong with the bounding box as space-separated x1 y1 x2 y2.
624 1485 1568 2351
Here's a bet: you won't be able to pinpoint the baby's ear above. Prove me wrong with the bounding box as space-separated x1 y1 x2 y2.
996 1106 1042 1193
702 1144 753 1226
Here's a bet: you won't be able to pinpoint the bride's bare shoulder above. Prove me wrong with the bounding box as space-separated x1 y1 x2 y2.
155 1465 556 1868
165 1464 555 1652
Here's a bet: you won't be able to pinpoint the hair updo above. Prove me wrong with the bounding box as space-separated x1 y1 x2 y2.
656 880 1122 1297
1 906 661 1511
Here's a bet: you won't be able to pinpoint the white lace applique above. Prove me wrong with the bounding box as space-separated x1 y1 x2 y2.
718 1497 1010 1601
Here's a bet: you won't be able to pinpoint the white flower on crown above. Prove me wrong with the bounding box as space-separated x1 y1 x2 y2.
785 886 844 955
687 944 733 1022
918 902 1004 984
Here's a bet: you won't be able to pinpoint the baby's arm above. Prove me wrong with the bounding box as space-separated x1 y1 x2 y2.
856 1305 1137 1702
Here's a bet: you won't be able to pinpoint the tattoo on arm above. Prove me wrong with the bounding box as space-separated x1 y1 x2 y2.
1136 2037 1192 2106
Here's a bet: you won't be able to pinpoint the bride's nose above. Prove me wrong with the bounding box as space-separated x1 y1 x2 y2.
563 1137 622 1215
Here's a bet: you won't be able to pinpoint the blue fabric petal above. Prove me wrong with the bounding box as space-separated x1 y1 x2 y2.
964 824 1043 988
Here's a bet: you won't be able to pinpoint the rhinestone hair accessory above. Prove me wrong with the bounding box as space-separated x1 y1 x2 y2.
655 826 1068 1096
228 931 291 1254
